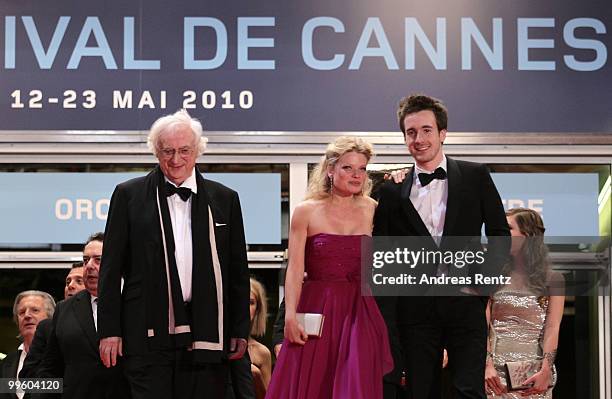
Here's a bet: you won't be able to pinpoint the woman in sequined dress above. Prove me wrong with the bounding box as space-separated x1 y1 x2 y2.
265 137 393 399
485 208 565 398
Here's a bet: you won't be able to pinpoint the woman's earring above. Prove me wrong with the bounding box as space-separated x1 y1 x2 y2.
328 175 334 195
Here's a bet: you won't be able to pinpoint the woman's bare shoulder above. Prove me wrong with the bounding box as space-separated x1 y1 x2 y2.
548 270 565 284
363 196 378 208
295 199 326 212
291 200 321 221
249 339 272 364
355 196 377 213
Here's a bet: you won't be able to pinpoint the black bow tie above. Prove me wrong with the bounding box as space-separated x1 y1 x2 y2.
418 167 447 187
165 182 192 201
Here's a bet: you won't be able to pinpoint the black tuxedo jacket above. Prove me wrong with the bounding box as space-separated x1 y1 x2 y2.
38 291 129 399
19 318 52 379
374 157 508 241
0 348 20 379
373 157 509 382
3 323 57 399
97 167 250 359
0 349 21 399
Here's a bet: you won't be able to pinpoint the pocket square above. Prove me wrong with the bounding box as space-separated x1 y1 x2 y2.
215 222 227 227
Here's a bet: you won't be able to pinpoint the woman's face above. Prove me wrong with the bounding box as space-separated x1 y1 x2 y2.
329 151 368 197
507 215 526 256
507 215 525 237
249 290 257 322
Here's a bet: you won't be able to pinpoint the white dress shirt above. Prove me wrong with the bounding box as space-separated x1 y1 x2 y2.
165 168 197 302
16 343 26 399
410 156 448 238
91 295 98 331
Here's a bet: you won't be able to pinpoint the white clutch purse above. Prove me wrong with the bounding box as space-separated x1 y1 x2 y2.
296 313 325 337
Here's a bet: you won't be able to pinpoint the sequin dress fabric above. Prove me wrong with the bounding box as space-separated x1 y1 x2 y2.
488 290 557 399
266 233 393 399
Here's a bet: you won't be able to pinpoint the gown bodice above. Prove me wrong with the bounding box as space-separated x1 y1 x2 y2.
304 233 366 282
488 289 556 398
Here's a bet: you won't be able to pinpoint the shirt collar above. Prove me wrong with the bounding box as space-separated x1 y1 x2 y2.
414 155 447 175
18 343 24 351
164 168 198 195
413 154 448 184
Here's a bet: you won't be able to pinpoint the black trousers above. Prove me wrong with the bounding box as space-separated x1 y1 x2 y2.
124 349 228 399
383 382 408 399
399 296 487 399
226 351 256 399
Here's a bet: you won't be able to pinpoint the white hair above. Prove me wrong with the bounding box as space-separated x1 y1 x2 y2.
13 290 56 323
147 109 209 156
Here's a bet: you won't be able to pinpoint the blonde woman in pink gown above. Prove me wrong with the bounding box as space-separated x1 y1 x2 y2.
266 136 393 399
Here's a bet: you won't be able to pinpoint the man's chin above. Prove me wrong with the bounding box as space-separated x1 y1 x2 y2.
413 153 432 162
168 173 188 185
21 326 36 336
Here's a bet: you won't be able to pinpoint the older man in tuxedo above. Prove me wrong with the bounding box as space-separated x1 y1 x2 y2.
374 94 509 399
98 109 250 399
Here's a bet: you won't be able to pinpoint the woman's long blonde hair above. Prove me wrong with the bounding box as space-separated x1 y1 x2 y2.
306 136 374 200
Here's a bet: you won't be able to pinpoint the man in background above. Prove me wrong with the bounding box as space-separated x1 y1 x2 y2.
64 262 85 299
38 233 129 399
19 262 85 379
0 290 55 399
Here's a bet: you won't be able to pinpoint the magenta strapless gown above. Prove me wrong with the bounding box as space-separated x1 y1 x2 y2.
265 233 393 399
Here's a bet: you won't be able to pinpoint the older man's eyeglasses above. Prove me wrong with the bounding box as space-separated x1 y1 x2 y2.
159 146 195 159
83 255 102 265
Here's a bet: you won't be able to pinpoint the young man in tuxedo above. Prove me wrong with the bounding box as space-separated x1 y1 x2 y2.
97 109 250 399
374 94 509 399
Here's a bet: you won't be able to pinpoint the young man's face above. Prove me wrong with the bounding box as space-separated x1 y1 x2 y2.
403 110 446 171
64 267 85 299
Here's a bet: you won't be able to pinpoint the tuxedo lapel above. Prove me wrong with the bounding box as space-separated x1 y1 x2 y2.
400 167 432 237
8 350 20 378
194 169 213 258
72 291 99 353
442 157 462 237
144 170 163 247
